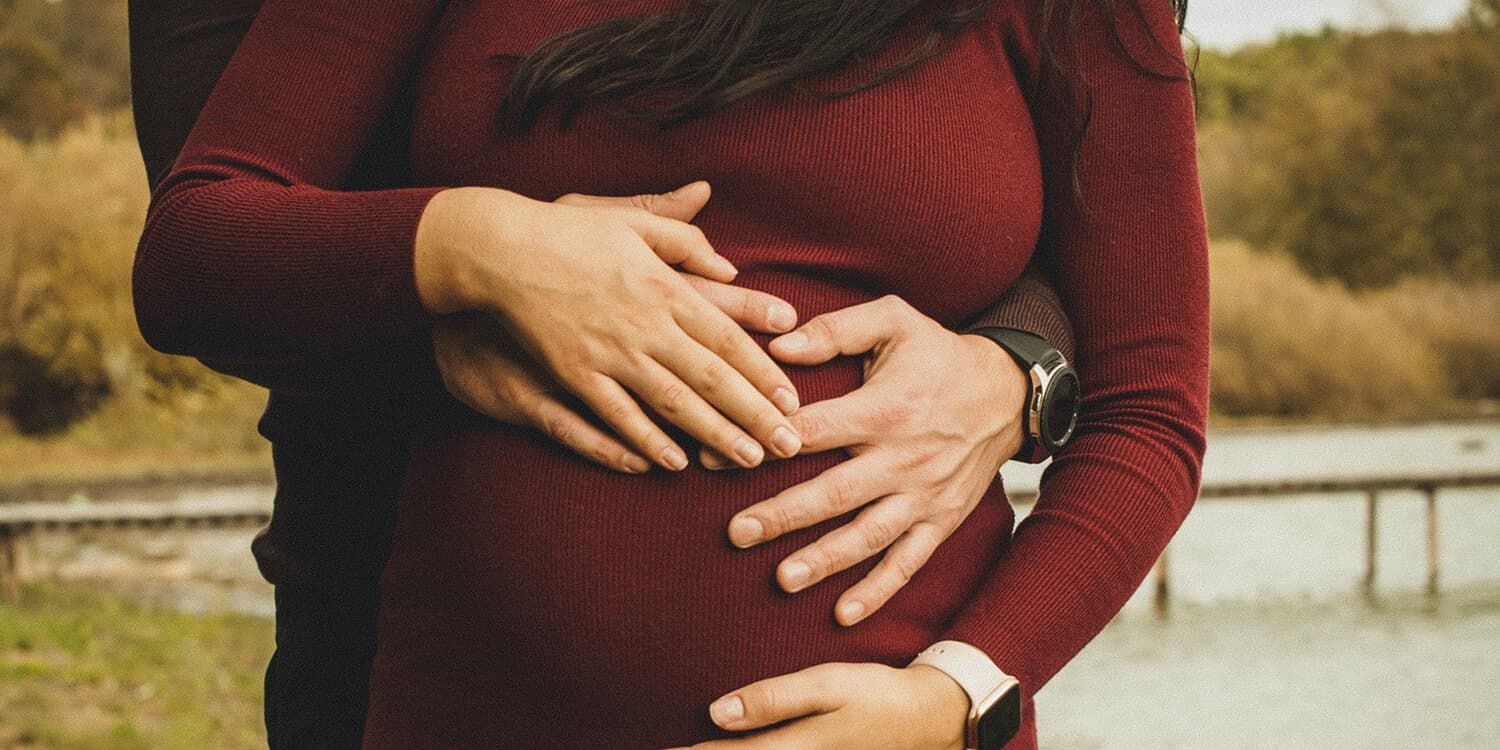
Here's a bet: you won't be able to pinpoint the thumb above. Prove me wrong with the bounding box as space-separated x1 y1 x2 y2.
640 180 712 222
553 180 712 223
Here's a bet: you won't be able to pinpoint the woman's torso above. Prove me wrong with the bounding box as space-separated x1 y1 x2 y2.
366 2 1043 746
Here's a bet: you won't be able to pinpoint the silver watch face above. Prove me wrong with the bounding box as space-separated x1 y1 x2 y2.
1041 367 1080 448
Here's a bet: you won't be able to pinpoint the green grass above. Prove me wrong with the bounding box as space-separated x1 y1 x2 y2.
0 583 272 749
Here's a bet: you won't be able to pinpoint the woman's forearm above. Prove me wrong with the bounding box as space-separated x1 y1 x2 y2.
935 0 1209 695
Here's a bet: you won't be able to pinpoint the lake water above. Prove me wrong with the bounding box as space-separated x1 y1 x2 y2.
1010 421 1500 748
14 420 1500 747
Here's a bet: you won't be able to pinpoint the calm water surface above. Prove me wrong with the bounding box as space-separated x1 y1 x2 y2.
1010 421 1500 748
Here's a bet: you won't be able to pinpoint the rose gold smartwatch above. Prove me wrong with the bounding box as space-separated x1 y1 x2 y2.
909 640 1022 750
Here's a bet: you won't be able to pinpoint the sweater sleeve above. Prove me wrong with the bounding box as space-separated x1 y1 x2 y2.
959 258 1075 367
133 0 448 361
939 0 1210 693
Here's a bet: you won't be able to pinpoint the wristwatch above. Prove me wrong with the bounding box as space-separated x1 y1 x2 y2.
968 327 1080 458
909 641 1022 750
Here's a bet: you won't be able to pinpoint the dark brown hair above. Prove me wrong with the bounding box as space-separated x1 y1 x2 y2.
500 0 1189 133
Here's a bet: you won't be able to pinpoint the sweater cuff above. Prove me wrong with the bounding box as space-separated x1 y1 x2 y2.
960 273 1075 365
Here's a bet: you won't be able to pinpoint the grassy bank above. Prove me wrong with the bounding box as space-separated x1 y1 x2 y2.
0 583 271 749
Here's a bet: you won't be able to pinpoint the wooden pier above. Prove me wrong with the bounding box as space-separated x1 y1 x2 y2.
2 469 1499 606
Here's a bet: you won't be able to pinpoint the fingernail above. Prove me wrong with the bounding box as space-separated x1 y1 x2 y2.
776 331 808 353
771 387 799 415
732 436 764 466
838 600 866 625
770 425 801 457
623 454 651 473
729 516 763 547
767 305 796 333
781 560 812 591
702 450 729 470
660 445 688 471
711 254 738 279
710 695 744 726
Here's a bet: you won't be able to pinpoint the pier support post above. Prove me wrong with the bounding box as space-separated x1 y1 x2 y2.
0 526 19 603
1152 547 1171 618
1363 490 1379 598
1424 486 1440 598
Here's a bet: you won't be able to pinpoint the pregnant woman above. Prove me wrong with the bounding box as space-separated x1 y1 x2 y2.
134 0 1207 747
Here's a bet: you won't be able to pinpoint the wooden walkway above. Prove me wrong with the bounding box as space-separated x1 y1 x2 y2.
3 469 1499 605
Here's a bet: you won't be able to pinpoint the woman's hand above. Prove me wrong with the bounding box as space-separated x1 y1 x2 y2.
413 181 803 471
669 662 968 749
719 295 1028 625
432 274 806 475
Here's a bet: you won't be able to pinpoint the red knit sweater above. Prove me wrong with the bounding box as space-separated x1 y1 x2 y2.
134 1 1208 747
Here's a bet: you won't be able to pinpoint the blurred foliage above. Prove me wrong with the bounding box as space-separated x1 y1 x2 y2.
0 113 264 441
1209 242 1500 420
1196 0 1500 288
0 0 131 139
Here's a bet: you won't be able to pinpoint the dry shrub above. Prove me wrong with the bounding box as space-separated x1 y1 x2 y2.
1372 278 1500 401
0 112 258 442
1209 241 1450 420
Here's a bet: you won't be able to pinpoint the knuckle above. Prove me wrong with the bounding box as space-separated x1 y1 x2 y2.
866 400 914 430
891 549 923 585
601 397 638 426
658 382 690 415
769 500 799 536
790 411 823 444
859 517 896 554
544 414 577 445
698 358 730 392
555 192 584 205
825 473 859 511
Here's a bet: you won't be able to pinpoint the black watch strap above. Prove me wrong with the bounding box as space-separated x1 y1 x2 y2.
969 327 1063 371
967 326 1076 461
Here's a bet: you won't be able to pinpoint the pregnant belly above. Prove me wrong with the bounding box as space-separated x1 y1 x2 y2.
365 342 1014 749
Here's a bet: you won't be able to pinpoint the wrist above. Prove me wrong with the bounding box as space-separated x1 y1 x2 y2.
907 664 971 750
413 187 532 315
958 332 1029 453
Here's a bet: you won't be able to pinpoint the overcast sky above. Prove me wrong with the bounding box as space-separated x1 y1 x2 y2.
1187 0 1471 49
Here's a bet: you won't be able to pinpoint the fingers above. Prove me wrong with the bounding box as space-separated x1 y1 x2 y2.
832 522 946 626
708 664 851 732
675 301 801 417
621 344 800 467
769 295 912 365
679 274 798 335
568 372 690 471
626 207 739 283
773 497 913 596
522 393 652 474
554 180 711 223
727 455 890 549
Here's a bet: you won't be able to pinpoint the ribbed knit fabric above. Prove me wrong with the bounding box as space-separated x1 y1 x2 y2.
133 0 1208 747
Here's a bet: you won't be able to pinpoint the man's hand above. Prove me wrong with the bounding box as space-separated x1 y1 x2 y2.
716 295 1028 625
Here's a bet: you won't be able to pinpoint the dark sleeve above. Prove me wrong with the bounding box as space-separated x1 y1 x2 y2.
132 0 448 362
127 0 446 399
959 257 1075 365
939 0 1210 693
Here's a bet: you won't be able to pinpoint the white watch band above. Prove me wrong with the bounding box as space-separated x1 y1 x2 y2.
910 640 1020 749
908 640 1013 710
